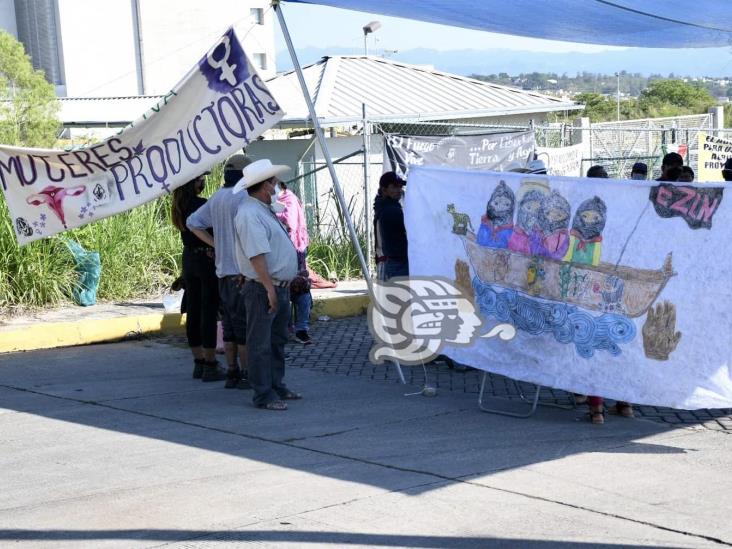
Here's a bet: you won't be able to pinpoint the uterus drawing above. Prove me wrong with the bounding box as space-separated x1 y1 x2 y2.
27 185 86 228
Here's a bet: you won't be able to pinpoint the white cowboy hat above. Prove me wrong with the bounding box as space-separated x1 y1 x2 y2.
526 159 547 174
232 159 291 194
504 161 529 173
504 159 547 174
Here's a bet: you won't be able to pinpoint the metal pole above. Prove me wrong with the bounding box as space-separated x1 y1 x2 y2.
616 72 620 122
363 33 368 56
362 103 373 276
274 1 373 293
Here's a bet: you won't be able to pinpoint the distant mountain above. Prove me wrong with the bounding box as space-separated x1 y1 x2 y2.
276 46 732 78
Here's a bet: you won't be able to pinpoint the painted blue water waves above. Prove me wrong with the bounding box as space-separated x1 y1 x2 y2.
473 278 636 358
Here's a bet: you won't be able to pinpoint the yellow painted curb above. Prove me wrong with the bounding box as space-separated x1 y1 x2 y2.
315 294 370 319
0 313 185 354
0 293 370 354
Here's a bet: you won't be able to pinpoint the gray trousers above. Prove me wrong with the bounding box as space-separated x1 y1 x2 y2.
243 280 290 406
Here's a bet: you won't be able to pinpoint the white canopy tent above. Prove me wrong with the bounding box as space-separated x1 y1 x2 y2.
272 0 732 383
271 1 720 385
271 0 732 401
281 0 732 48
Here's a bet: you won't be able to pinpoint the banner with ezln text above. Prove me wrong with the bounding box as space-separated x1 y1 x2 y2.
405 165 732 409
0 28 283 245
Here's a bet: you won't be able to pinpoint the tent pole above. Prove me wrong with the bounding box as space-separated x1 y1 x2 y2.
273 1 373 293
362 103 373 274
274 1 406 386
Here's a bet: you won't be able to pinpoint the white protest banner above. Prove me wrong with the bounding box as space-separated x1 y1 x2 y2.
698 131 732 182
536 144 583 177
383 131 535 178
0 28 283 245
405 165 732 409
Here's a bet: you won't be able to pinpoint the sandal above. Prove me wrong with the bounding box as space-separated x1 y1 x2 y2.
258 399 288 411
615 402 634 418
590 406 605 425
279 390 303 400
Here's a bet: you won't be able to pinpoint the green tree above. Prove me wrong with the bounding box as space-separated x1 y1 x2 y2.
0 30 65 311
573 92 617 122
637 79 715 118
0 30 59 147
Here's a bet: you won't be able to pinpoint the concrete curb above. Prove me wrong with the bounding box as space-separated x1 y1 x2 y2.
0 293 370 354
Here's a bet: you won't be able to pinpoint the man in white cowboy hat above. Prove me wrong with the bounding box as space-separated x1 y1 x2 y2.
232 159 302 411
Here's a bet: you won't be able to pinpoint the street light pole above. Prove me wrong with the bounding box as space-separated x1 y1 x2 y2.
362 21 381 55
615 72 621 121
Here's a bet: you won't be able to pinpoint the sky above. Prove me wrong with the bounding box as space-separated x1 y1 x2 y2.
274 3 623 55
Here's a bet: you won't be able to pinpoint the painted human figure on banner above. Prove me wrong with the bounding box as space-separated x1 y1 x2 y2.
538 190 571 260
564 196 607 266
508 180 549 255
477 180 515 248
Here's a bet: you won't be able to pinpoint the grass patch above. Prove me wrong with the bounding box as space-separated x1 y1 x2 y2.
0 167 225 314
307 233 365 281
0 162 368 314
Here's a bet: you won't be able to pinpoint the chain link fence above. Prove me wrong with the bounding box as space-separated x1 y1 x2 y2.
296 114 720 246
582 113 714 179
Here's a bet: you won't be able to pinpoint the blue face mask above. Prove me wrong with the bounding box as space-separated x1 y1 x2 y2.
223 170 241 187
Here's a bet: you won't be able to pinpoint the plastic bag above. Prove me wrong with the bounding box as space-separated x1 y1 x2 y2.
162 290 184 314
62 239 101 307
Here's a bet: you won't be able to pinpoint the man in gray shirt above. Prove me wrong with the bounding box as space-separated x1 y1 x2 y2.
186 153 252 389
233 159 301 410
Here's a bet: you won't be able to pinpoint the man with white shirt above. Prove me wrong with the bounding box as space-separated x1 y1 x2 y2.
233 159 302 411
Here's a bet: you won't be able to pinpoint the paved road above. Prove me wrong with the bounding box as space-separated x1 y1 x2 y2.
1 319 731 548
162 315 732 431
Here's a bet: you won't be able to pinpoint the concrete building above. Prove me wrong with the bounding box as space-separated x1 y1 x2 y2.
0 0 276 97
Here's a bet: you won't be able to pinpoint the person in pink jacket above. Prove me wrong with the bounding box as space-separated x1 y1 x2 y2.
275 180 313 345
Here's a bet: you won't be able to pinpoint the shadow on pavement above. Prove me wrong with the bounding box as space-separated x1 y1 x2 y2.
0 337 689 497
0 528 690 548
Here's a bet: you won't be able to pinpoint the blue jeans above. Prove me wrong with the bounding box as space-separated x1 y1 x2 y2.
218 276 246 345
243 281 291 406
292 292 312 332
384 258 409 280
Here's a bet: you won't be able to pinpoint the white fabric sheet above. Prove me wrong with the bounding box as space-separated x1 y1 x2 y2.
405 165 732 409
284 1 732 48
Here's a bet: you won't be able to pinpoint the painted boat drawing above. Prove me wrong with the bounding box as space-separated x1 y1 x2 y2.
461 231 675 318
